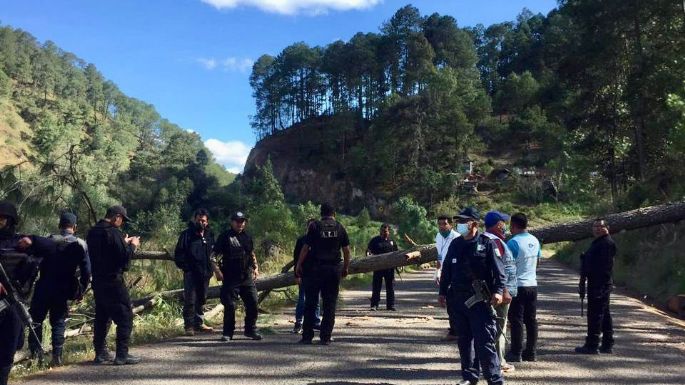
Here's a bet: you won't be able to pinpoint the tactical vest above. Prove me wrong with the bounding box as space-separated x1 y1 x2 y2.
451 234 492 293
220 233 251 277
312 219 342 264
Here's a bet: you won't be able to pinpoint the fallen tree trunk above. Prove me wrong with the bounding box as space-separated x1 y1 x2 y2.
257 260 296 305
133 250 172 260
131 201 685 302
528 201 685 244
135 245 436 303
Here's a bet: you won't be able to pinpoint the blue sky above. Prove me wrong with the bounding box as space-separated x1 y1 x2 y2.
0 0 557 173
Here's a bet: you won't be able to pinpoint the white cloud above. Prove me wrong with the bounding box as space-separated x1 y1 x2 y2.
196 56 253 73
197 58 217 70
200 0 381 15
204 138 251 173
222 57 254 72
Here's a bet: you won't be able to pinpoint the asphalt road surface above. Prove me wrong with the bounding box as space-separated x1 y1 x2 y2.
18 258 685 385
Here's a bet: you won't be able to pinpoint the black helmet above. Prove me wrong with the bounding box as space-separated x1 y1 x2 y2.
0 201 18 225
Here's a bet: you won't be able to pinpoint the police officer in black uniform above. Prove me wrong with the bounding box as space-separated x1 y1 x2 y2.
0 201 54 384
174 208 216 336
28 212 91 366
439 207 505 385
214 211 262 341
295 203 351 345
87 205 141 365
576 218 616 354
368 223 399 311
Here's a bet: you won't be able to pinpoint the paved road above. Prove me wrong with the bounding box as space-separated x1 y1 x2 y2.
18 259 685 385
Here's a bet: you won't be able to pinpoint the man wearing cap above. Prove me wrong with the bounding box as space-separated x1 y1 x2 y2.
436 214 460 340
174 208 216 336
296 203 351 345
213 211 262 341
368 223 399 311
0 201 56 384
483 211 517 374
86 205 141 365
28 212 91 366
575 218 616 354
506 212 541 362
439 207 506 385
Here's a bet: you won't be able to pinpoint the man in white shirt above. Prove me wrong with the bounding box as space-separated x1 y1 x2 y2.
435 214 459 341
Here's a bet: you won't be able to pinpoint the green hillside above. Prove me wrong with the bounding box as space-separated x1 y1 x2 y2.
0 25 236 240
247 3 685 213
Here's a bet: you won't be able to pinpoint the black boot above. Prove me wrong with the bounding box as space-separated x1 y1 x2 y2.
93 349 114 364
50 348 63 367
114 354 141 365
574 345 599 354
244 331 263 340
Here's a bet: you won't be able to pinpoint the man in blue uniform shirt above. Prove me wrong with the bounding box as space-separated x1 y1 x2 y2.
506 212 541 362
439 207 506 385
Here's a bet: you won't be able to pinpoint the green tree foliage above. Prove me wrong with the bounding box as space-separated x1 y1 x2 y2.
0 24 235 240
392 196 435 246
357 207 371 228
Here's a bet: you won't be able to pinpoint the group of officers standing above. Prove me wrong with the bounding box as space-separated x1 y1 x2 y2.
0 198 616 385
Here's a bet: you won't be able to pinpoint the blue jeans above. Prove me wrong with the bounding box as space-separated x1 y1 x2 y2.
295 283 320 324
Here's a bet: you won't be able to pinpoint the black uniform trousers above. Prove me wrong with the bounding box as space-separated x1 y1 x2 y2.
0 303 24 385
447 290 504 385
508 286 538 357
92 279 133 357
28 282 69 355
302 264 341 342
183 271 210 330
586 288 613 348
220 279 258 337
370 268 395 308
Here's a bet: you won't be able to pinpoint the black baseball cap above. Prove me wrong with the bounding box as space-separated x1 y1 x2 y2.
106 205 131 222
454 207 480 221
231 211 248 221
59 212 78 226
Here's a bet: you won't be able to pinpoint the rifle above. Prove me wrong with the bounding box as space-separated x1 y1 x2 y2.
0 252 45 360
465 280 496 312
466 280 506 340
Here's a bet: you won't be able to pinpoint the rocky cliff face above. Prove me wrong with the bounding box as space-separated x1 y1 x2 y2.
244 123 389 218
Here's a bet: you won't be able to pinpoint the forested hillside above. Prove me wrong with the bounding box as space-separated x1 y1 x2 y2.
247 1 685 213
0 25 237 242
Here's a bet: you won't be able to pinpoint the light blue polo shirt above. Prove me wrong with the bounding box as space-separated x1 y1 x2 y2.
507 232 541 287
